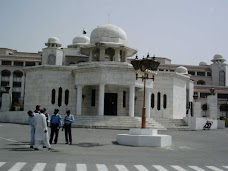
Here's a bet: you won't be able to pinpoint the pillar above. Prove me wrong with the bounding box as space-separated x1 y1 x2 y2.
114 49 120 62
89 49 93 62
20 75 25 104
129 85 135 117
146 88 152 118
207 94 218 119
98 84 105 116
76 85 83 115
1 93 11 111
193 101 202 117
99 48 105 61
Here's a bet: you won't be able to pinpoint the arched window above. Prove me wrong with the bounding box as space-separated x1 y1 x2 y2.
13 71 23 84
163 94 167 109
58 87 62 107
1 70 11 76
51 89 56 104
48 55 56 65
65 89 69 106
151 93 154 108
197 80 206 85
92 48 100 61
1 70 11 87
157 92 161 110
219 70 225 86
105 48 115 61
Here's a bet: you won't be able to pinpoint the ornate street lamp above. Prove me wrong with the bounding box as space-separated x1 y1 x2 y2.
4 85 11 93
193 94 198 102
209 87 215 95
131 54 160 128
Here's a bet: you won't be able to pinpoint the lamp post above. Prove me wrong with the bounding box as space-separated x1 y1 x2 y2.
131 54 160 128
4 85 11 93
193 94 198 102
209 87 215 95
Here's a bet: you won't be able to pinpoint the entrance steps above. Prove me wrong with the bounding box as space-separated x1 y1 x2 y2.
73 115 166 130
153 118 191 130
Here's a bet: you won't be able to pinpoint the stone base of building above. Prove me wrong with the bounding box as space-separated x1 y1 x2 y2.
116 128 172 147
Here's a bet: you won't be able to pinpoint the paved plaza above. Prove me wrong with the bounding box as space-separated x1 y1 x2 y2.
0 123 228 170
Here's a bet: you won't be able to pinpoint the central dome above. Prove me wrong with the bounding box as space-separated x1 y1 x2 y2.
90 24 128 45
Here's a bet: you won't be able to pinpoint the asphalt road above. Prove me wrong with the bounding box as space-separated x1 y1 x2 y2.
0 123 228 171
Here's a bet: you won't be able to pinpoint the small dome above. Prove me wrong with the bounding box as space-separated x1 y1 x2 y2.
199 61 208 66
214 54 223 60
175 66 188 75
48 37 60 44
90 24 127 45
211 54 226 63
45 37 61 47
72 35 90 44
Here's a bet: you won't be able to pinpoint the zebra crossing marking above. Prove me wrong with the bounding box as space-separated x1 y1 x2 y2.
55 163 66 171
8 162 26 171
77 164 87 171
189 166 207 171
134 165 150 171
96 164 109 171
32 163 46 171
171 165 188 171
1 162 228 171
0 162 6 167
206 166 225 171
152 165 169 171
115 164 129 171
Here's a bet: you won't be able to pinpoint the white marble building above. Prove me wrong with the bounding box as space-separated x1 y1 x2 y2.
21 24 192 120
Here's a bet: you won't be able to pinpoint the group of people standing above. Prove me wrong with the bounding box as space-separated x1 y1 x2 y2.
27 105 75 150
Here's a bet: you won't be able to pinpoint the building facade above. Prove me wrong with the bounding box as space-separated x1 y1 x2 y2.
2 23 225 122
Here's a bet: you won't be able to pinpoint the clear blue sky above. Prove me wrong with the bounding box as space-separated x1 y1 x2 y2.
0 0 228 65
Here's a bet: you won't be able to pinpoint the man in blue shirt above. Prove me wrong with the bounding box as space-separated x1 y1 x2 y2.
63 110 74 145
49 109 61 144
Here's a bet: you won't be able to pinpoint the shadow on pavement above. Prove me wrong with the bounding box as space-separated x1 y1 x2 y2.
72 142 104 147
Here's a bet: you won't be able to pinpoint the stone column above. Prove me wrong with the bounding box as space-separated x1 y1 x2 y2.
98 84 105 116
146 88 152 118
193 101 202 117
20 75 25 104
207 94 218 119
76 85 83 115
9 73 13 95
89 48 93 62
114 49 120 62
99 47 105 61
129 85 135 117
1 93 11 111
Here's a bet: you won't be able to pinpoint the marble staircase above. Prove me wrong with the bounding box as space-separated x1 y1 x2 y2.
72 115 187 130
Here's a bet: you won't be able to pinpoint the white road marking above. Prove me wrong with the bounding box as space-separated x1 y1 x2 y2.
189 166 207 171
55 163 66 171
32 163 46 171
115 164 129 171
76 164 87 171
153 165 169 171
96 164 109 171
223 166 228 169
134 165 150 171
0 162 6 167
206 166 225 171
8 162 26 171
171 165 188 171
